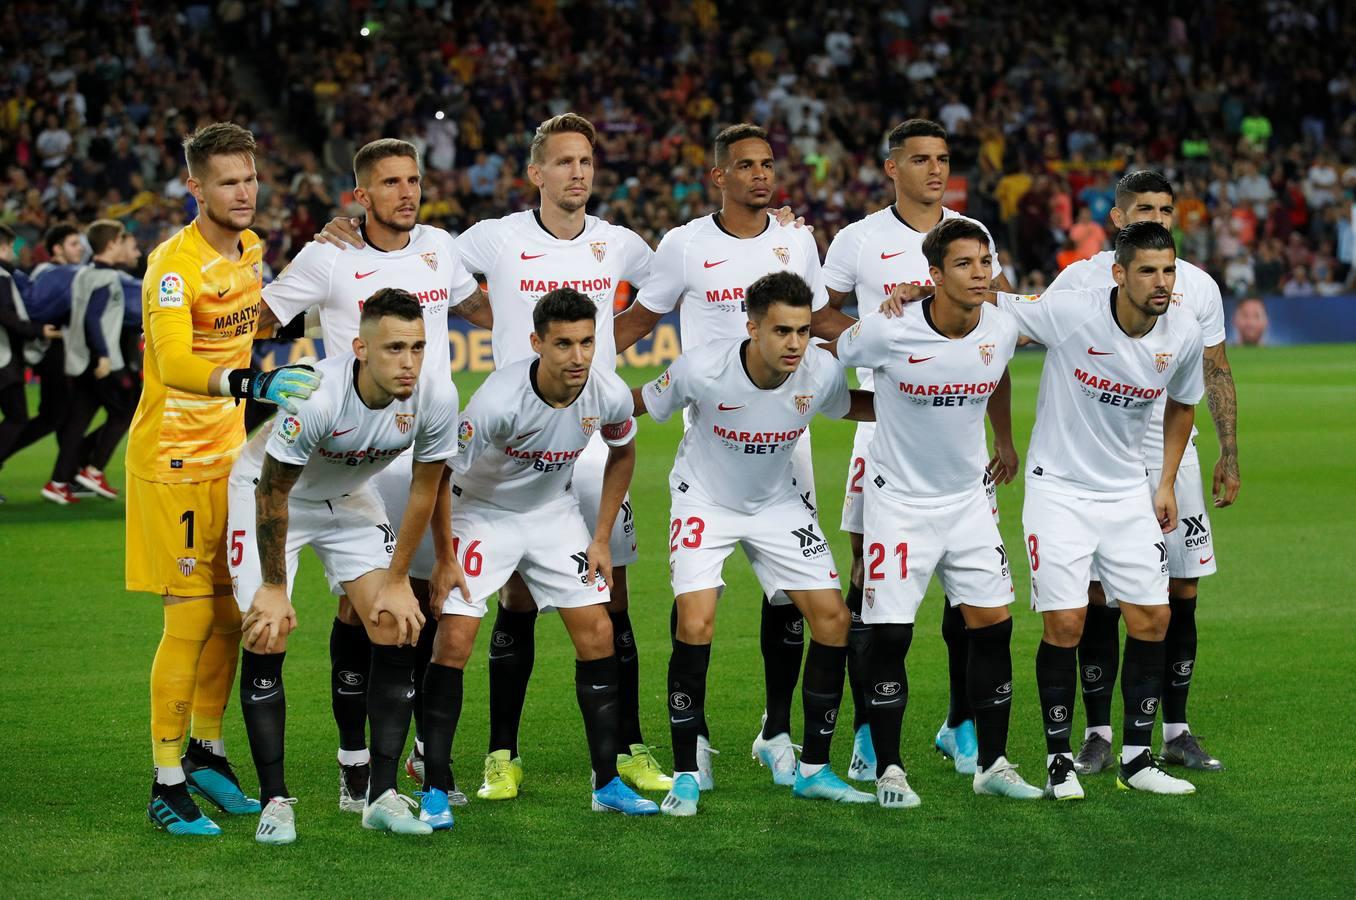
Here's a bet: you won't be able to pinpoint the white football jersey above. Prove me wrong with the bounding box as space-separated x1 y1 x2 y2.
837 302 1019 506
457 210 652 372
236 352 460 502
262 224 478 377
1048 250 1224 462
451 358 637 513
997 288 1205 498
637 214 828 348
642 339 850 515
822 205 1004 391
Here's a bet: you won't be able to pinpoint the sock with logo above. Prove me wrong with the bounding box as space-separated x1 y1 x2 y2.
420 663 463 793
1036 640 1078 755
610 610 643 747
1121 635 1166 754
368 643 417 799
576 655 621 784
150 598 213 772
1162 595 1197 732
330 618 370 752
239 649 288 800
968 618 1014 770
760 595 803 739
1078 603 1121 729
190 595 242 750
800 641 848 766
487 605 537 756
671 601 709 739
668 640 711 774
942 600 973 728
411 613 436 748
865 623 913 777
845 582 872 732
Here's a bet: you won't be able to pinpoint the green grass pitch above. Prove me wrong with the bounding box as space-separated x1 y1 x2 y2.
0 344 1352 897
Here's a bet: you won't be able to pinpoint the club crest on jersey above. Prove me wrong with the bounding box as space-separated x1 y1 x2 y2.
1154 352 1173 373
979 343 995 365
864 587 875 608
251 262 262 280
580 416 599 438
421 252 438 271
590 241 607 263
773 246 790 265
177 557 197 577
395 412 415 434
1171 291 1183 306
794 393 813 416
278 416 302 444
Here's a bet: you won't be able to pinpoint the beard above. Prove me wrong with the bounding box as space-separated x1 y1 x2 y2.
370 205 416 234
203 202 255 232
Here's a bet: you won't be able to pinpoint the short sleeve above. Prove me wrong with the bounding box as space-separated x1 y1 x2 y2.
814 349 852 419
640 351 696 424
262 240 336 321
835 312 893 371
442 232 480 305
797 229 829 311
618 228 654 286
1045 258 1090 293
821 222 864 294
1192 269 1227 347
995 289 1094 348
264 389 333 467
978 220 1004 283
637 226 688 314
413 376 461 463
455 218 504 276
599 374 639 447
1167 325 1205 405
449 374 509 474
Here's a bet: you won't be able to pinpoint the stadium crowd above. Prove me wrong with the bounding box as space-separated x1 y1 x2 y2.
2 0 1355 296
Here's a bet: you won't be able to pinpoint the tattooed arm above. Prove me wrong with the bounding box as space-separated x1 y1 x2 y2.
243 454 304 652
1202 342 1240 508
450 286 493 329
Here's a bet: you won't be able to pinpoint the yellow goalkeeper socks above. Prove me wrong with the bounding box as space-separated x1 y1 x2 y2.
190 595 243 756
150 597 215 771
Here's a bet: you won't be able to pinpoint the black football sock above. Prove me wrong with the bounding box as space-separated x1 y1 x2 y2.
329 618 369 752
865 623 913 777
845 582 871 732
800 641 848 766
1078 604 1121 729
487 605 537 755
420 663 463 792
1162 596 1198 726
610 610 643 747
367 643 417 798
576 655 621 784
411 614 436 745
967 619 1014 770
1121 635 1166 751
760 595 803 739
671 601 709 739
1036 640 1078 755
240 649 288 799
942 601 972 727
668 640 711 773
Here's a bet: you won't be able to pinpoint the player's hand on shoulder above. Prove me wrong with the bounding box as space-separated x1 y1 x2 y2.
253 356 323 414
987 440 1020 485
243 583 297 653
880 282 934 317
314 215 366 249
770 205 813 233
369 576 426 646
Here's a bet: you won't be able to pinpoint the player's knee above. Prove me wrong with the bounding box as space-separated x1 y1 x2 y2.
675 609 715 645
1042 609 1086 647
163 595 215 641
336 595 362 626
431 619 473 668
574 611 615 658
1127 605 1171 641
1087 581 1107 606
809 602 850 644
1168 577 1198 601
960 604 1011 629
212 595 242 635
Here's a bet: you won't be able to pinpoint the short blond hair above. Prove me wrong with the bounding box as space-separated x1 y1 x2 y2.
182 122 256 178
529 113 597 165
86 219 126 255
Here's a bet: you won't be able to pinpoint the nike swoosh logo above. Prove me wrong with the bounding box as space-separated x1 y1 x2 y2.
818 728 835 736
332 427 357 437
1171 679 1191 687
1087 347 1114 356
1046 727 1069 736
703 259 728 268
250 691 279 701
1133 719 1155 728
829 571 838 579
619 655 637 664
520 252 545 260
159 736 183 743
216 288 228 298
870 698 896 706
880 250 905 260
671 716 695 724
337 688 363 696
907 355 934 364
591 684 610 691
717 403 744 411
513 429 542 440
354 270 379 279
1084 686 1106 694
487 653 511 661
1199 555 1213 565
994 696 1011 705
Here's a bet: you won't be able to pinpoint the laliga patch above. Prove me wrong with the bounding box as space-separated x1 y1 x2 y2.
652 369 672 395
278 415 302 444
457 418 474 451
846 320 862 340
158 273 186 308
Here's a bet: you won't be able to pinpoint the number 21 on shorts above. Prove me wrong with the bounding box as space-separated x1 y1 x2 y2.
867 541 908 581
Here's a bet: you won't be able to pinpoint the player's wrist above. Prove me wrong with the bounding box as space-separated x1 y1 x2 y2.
224 367 261 399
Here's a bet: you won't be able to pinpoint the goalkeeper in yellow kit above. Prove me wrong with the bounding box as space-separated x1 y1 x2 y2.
126 123 322 835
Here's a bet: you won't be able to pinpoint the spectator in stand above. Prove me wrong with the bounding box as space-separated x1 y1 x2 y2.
1069 206 1107 260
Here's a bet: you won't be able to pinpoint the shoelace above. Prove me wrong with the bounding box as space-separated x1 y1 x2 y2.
266 796 298 812
486 757 511 781
775 741 804 768
628 744 663 768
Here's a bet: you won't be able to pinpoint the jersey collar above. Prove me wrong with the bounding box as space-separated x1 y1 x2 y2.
528 359 587 409
1107 287 1160 340
532 209 586 242
713 211 770 240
